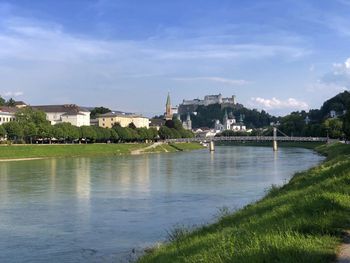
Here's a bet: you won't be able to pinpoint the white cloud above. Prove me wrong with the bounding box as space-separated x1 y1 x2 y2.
2 91 23 97
251 97 309 110
173 77 249 86
320 57 350 88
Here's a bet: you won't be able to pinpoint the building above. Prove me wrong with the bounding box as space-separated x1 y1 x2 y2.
195 129 217 138
97 112 150 128
182 113 192 130
165 93 173 120
215 110 246 132
150 118 165 131
14 101 27 108
0 107 16 125
32 104 90 127
178 94 238 115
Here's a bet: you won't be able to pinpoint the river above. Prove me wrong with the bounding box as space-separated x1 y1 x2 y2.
0 146 324 262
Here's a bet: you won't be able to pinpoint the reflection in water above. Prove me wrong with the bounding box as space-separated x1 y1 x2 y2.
0 146 324 263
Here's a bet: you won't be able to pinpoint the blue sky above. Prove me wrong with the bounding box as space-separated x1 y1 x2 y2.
1 0 350 116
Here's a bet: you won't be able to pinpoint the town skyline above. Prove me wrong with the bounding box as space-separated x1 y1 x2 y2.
1 1 350 116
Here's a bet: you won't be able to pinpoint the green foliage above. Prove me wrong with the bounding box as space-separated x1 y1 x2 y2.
80 126 97 141
23 122 38 143
188 104 276 129
159 126 174 139
0 125 6 137
6 98 16 107
90 107 111 119
15 107 48 126
3 122 23 140
323 118 344 138
128 122 137 129
138 143 350 263
343 110 350 140
0 96 5 106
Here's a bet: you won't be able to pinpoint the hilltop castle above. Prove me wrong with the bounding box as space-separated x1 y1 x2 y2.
178 94 238 115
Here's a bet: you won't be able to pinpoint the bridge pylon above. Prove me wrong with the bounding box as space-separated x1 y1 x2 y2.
209 141 215 152
273 127 278 151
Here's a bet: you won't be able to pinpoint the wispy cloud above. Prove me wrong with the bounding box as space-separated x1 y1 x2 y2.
173 77 249 86
2 91 23 97
250 97 309 111
319 57 350 89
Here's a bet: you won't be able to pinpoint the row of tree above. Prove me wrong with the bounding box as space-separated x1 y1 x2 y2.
0 107 194 144
0 96 16 107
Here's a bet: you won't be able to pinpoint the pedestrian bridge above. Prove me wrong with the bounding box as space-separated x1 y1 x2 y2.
165 136 329 143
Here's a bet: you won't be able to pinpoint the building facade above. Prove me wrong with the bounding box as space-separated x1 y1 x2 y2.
0 107 16 125
97 112 150 128
215 110 246 132
32 104 90 127
182 113 192 130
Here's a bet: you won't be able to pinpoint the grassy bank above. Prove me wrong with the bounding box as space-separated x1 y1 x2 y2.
143 143 205 153
0 142 204 159
0 143 151 159
138 143 350 263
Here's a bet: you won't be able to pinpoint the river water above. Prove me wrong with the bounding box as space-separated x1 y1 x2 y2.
0 146 324 262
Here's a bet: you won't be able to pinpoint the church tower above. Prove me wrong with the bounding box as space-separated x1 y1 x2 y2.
165 92 173 120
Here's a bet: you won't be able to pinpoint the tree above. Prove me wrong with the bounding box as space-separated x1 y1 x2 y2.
343 110 350 140
109 129 119 142
0 125 6 138
323 118 344 139
80 126 97 142
0 96 5 106
23 122 38 143
3 122 23 141
6 98 16 107
15 107 48 126
128 122 137 129
90 107 112 119
159 126 173 139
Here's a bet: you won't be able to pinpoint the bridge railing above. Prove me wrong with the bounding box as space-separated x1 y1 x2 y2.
165 136 329 143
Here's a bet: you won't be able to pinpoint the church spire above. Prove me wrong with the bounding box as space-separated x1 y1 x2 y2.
166 92 171 107
165 92 173 120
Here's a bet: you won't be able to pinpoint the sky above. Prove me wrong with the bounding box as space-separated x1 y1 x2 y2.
1 0 350 116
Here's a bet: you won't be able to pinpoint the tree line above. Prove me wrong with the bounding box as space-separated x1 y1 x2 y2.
0 107 194 144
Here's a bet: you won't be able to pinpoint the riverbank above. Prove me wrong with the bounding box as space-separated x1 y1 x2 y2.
138 143 350 263
0 142 204 161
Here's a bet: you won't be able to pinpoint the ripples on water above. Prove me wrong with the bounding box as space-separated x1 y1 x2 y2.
0 146 324 262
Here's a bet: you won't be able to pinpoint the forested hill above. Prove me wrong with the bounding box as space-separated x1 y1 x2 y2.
182 104 278 129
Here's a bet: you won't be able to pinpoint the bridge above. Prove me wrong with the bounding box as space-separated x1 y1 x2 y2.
165 136 329 143
165 127 330 151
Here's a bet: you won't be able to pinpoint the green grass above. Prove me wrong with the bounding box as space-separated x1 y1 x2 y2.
169 142 205 151
0 143 149 159
138 142 350 263
143 143 205 153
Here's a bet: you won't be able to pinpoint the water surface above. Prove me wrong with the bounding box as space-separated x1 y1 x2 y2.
0 146 324 262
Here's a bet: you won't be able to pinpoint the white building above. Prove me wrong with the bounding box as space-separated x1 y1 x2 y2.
32 105 90 127
0 107 16 125
182 113 192 130
215 110 246 132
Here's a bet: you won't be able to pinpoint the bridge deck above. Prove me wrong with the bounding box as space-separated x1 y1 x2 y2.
166 136 329 143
